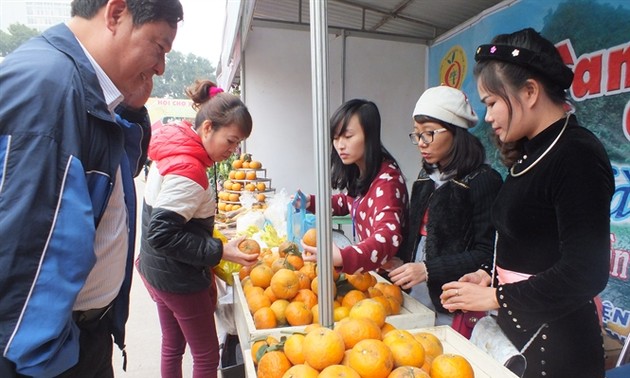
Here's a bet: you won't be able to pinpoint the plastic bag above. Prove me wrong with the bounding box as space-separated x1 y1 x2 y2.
286 190 316 245
212 228 241 286
263 188 291 238
236 210 266 234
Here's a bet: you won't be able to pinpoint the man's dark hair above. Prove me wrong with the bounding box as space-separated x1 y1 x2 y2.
71 0 183 28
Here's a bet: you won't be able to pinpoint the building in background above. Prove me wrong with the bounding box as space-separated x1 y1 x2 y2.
0 0 70 32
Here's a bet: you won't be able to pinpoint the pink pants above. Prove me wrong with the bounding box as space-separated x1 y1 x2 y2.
142 278 219 378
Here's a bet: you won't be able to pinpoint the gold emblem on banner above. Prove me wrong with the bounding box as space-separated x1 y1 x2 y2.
439 45 467 89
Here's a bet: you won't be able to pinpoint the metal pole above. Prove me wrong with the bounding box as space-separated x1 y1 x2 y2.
309 0 334 328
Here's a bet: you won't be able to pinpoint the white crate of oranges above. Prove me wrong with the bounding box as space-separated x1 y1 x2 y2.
244 324 519 378
232 229 435 350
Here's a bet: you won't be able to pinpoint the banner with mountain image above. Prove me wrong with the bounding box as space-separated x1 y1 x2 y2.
427 0 630 345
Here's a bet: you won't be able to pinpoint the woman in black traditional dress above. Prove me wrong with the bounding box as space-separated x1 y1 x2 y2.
441 28 614 378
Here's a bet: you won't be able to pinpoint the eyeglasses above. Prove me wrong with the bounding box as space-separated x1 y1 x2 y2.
408 128 447 145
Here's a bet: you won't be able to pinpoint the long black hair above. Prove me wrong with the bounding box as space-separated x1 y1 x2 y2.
330 99 400 197
415 115 486 179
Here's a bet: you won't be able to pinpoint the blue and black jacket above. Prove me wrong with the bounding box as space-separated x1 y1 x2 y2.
0 23 149 377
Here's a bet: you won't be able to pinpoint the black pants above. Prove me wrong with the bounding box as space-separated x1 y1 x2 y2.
0 313 114 378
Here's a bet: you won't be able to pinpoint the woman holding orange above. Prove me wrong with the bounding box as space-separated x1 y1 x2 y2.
301 99 408 274
383 85 502 327
137 80 259 378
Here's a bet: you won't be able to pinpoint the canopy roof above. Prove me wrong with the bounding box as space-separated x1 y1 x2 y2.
217 0 507 88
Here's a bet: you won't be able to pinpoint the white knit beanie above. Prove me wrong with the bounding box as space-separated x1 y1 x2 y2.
412 85 478 129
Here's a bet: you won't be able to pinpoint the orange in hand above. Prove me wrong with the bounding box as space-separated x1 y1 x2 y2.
302 228 317 247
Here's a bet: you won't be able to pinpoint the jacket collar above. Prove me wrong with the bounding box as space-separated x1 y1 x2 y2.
41 23 114 123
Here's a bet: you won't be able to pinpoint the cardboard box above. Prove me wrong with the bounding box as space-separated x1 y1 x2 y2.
243 325 518 378
232 271 435 351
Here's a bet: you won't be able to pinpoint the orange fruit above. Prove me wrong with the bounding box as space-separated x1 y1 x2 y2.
241 276 254 291
239 239 261 255
349 298 387 327
244 285 263 299
270 268 300 300
302 228 317 247
341 289 367 309
333 305 350 322
367 286 384 298
386 337 425 368
246 293 271 315
375 282 404 305
218 202 227 212
282 364 318 378
300 262 317 281
303 327 346 371
285 301 313 326
381 322 397 338
231 182 242 191
292 288 318 310
430 354 474 378
228 170 236 179
278 241 299 256
256 181 267 191
250 160 263 169
346 272 374 291
246 171 257 180
271 257 290 273
245 183 256 191
251 336 279 365
257 350 291 378
239 264 253 281
387 366 430 378
283 333 306 365
228 193 240 202
253 307 278 329
256 193 267 202
335 317 382 349
232 159 243 169
372 295 393 315
348 339 394 378
318 364 361 378
270 299 290 326
295 271 311 290
263 286 278 302
286 254 304 270
412 332 444 361
250 264 274 288
234 170 246 180
386 295 402 315
382 329 416 346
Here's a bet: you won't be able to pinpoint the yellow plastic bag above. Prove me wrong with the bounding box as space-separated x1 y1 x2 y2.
212 228 241 286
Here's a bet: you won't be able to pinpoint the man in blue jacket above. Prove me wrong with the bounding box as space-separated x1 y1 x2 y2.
0 0 183 376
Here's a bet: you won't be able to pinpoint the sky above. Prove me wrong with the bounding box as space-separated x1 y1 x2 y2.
172 0 227 66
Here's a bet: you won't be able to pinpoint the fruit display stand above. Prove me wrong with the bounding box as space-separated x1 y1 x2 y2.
216 167 276 233
232 271 435 359
242 325 518 378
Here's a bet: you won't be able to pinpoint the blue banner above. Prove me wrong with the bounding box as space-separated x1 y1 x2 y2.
428 0 630 344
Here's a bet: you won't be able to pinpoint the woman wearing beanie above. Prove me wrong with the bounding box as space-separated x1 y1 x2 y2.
384 85 502 326
137 80 259 377
441 28 613 378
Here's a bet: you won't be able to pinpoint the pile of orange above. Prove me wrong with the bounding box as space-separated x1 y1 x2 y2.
218 153 268 212
239 230 407 332
253 322 475 378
